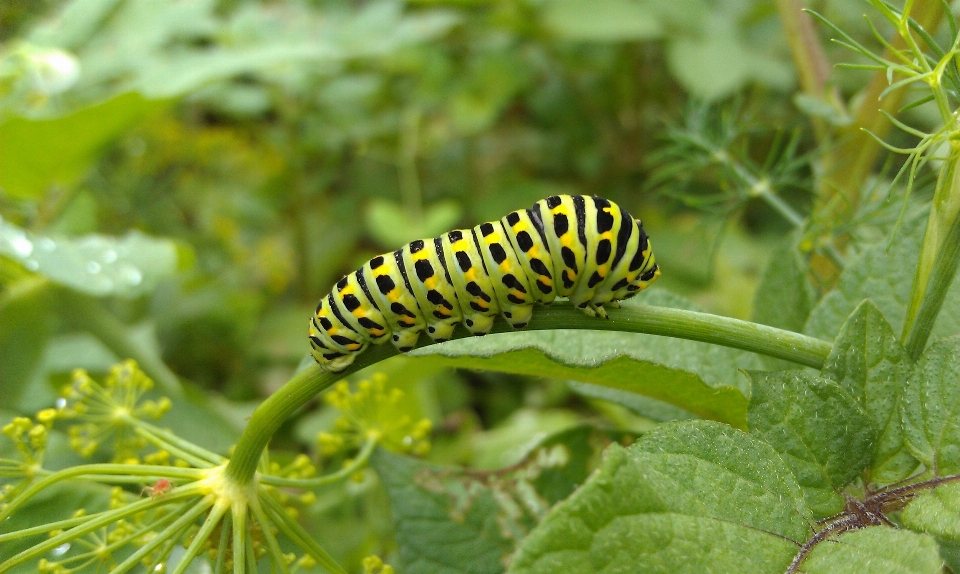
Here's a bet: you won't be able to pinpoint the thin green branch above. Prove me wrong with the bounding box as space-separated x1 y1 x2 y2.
260 437 377 488
259 489 346 574
171 501 228 574
0 464 204 522
225 302 832 485
110 497 214 574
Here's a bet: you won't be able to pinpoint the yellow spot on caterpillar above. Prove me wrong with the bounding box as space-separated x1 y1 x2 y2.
561 234 573 247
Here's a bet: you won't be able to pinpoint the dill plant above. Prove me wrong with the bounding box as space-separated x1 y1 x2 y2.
4 2 960 574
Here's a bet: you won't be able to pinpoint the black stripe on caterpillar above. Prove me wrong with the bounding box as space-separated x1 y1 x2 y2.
309 195 660 372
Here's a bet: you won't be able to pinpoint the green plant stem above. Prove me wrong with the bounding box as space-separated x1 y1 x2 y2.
775 0 843 143
225 302 832 486
0 463 204 522
815 2 944 235
903 149 960 359
57 289 183 397
259 437 377 488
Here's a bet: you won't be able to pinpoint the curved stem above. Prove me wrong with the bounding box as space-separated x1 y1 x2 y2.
259 438 377 488
225 302 832 485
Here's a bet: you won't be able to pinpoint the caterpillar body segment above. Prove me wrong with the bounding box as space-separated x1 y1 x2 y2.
310 195 660 372
440 229 501 335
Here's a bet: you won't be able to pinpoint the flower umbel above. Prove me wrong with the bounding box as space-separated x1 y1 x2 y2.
317 374 432 458
0 360 349 574
59 359 172 460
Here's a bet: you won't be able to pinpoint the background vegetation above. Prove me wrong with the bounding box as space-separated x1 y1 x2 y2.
3 0 960 572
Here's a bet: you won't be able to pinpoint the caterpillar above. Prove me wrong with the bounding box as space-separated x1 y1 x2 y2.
309 195 660 372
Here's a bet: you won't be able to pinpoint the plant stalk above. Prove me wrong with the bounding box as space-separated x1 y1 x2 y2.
903 144 960 359
224 302 833 485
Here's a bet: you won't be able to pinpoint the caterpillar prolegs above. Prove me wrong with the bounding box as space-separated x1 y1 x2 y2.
309 195 660 372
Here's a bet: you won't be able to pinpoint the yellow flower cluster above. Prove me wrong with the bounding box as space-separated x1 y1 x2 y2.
0 412 54 512
316 374 432 459
58 360 171 460
362 555 395 574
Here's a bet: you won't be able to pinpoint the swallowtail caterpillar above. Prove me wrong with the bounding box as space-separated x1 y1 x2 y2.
309 195 659 372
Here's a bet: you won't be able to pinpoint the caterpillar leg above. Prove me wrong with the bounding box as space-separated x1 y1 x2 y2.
390 330 422 353
463 313 496 335
589 303 608 318
503 304 533 328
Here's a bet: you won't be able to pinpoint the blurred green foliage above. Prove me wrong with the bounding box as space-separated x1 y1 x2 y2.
2 0 957 572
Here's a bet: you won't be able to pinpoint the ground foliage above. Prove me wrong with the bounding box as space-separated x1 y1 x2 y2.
2 0 960 573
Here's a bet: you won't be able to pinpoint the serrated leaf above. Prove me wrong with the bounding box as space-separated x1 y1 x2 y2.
411 290 763 428
805 210 960 343
901 482 960 540
508 421 812 574
541 0 662 42
372 448 515 574
745 370 873 516
0 93 165 199
372 426 620 574
800 527 942 574
0 218 180 298
903 335 960 474
752 238 816 333
822 301 917 483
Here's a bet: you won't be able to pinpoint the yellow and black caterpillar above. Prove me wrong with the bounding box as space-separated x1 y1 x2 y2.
309 195 660 372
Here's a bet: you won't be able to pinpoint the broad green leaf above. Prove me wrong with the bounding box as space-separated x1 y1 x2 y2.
471 408 581 470
745 370 873 516
806 210 960 343
373 426 620 574
822 301 917 482
0 93 165 199
541 0 662 42
903 336 960 474
665 13 793 101
411 290 762 428
509 421 811 574
800 527 942 574
365 199 463 250
901 482 960 540
567 381 695 422
0 277 53 408
0 218 180 298
752 238 816 334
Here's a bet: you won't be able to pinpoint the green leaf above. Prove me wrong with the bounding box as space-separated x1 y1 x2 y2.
800 527 942 574
567 381 695 422
541 0 662 42
822 301 917 483
665 14 793 101
373 425 620 574
365 199 463 250
903 336 960 474
0 277 53 408
901 482 960 540
806 209 960 343
752 238 816 333
0 218 181 298
509 421 811 574
745 370 874 516
410 290 763 428
0 93 165 199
